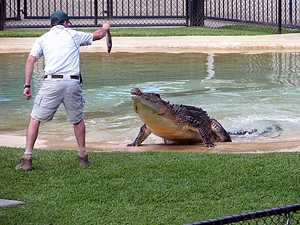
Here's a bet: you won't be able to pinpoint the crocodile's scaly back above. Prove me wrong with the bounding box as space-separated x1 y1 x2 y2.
128 88 231 147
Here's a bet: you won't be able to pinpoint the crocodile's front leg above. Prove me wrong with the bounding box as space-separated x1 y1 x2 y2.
127 124 152 146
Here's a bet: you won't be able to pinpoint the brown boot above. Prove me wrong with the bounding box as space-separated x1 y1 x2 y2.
15 157 33 171
78 154 91 166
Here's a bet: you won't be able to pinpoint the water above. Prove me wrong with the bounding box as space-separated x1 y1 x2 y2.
1 52 300 145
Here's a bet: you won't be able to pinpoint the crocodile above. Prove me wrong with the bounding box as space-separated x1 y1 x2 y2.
127 88 231 148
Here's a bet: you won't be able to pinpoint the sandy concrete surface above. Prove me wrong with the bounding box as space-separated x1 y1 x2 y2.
1 33 300 54
2 133 300 154
1 34 300 153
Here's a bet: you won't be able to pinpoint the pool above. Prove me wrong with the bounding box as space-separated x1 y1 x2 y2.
1 52 300 148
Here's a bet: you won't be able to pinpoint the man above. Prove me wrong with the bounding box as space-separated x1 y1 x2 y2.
16 11 110 171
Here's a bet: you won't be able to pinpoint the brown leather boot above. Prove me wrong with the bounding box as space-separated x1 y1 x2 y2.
15 157 33 171
78 154 91 166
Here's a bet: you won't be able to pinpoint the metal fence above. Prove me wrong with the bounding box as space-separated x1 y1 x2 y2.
1 0 300 32
1 0 188 28
201 0 300 32
186 203 300 225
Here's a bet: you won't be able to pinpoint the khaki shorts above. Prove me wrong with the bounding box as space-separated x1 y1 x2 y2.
31 79 85 123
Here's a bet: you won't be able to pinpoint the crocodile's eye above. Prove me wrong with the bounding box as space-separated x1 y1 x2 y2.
154 94 161 98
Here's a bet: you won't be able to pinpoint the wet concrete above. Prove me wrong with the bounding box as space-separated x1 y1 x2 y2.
2 133 300 154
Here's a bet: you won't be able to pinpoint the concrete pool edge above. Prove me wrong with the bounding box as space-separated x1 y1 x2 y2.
1 33 300 54
2 133 300 154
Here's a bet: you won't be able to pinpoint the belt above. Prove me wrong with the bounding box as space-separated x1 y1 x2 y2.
44 75 80 80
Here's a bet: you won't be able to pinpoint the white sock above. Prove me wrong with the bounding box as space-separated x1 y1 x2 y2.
24 149 33 159
78 147 87 157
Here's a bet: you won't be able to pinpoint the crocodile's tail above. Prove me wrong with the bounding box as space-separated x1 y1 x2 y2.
228 125 283 138
228 129 258 136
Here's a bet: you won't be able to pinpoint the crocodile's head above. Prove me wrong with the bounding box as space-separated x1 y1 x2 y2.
130 88 169 115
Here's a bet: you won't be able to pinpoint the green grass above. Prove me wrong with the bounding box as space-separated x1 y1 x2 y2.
1 25 299 37
1 146 300 224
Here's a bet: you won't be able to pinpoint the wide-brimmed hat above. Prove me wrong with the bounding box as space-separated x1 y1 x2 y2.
50 11 72 25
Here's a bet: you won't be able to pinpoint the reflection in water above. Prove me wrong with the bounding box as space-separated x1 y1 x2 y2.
269 53 300 86
242 52 300 86
1 52 300 145
205 53 215 81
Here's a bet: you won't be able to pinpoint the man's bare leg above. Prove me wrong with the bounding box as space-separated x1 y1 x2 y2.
26 117 41 152
74 119 85 149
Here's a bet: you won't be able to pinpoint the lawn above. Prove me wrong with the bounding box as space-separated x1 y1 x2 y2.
1 25 299 38
1 147 299 224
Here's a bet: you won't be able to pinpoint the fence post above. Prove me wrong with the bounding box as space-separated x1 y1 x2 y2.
0 0 5 31
94 0 98 25
278 0 282 34
289 0 292 25
106 0 111 20
191 0 205 27
189 0 193 26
